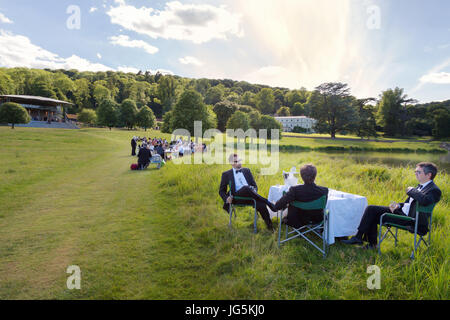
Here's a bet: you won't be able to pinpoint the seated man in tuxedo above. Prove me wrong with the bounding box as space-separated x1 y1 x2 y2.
342 162 442 249
273 164 328 228
219 154 276 232
137 144 151 170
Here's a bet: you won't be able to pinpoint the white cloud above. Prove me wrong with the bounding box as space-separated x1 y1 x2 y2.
118 66 140 73
179 56 203 66
420 72 450 84
89 7 98 13
411 58 450 93
244 66 294 88
0 12 13 24
0 29 112 72
106 1 243 44
109 34 159 54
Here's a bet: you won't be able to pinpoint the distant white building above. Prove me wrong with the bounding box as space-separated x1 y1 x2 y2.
274 116 317 133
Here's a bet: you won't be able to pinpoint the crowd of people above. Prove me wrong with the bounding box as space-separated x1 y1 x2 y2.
130 136 207 170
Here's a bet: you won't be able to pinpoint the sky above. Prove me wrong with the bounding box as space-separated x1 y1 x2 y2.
0 0 449 103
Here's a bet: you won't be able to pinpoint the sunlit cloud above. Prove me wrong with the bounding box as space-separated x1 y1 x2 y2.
420 72 450 84
231 0 395 98
0 12 13 24
106 1 244 44
109 34 159 54
0 29 113 72
179 56 203 66
411 58 450 93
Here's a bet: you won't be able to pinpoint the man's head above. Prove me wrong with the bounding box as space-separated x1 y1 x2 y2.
229 154 242 169
415 162 437 184
300 164 317 184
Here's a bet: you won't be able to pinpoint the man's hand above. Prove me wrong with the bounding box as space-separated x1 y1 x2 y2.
406 187 414 193
226 196 233 204
389 201 399 213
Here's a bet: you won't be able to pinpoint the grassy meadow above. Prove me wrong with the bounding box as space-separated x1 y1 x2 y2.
0 127 448 299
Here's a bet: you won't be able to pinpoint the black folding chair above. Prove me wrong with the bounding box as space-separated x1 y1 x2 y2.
378 203 437 259
277 195 330 258
228 182 258 233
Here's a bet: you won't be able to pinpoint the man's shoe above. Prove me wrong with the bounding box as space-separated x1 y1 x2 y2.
341 236 363 245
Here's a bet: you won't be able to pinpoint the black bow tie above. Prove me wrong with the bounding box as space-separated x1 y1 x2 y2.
236 169 243 174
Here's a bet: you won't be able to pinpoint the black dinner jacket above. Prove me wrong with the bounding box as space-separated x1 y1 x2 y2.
137 148 151 163
219 168 258 204
273 183 329 228
399 181 441 227
273 183 328 211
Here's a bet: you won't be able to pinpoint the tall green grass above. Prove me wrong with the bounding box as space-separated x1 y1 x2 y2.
0 127 448 299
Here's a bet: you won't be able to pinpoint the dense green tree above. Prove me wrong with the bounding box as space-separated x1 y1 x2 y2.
276 106 291 116
161 110 174 133
236 105 255 115
172 89 215 136
310 82 357 139
377 87 415 137
158 76 177 113
432 108 450 139
92 84 111 107
354 98 378 139
213 100 237 132
255 88 276 114
194 78 211 96
77 109 97 126
136 106 156 131
0 102 30 129
0 71 15 94
248 110 262 131
96 99 119 130
291 102 305 116
204 86 224 105
120 99 138 130
226 110 250 132
258 115 282 140
73 78 91 111
30 75 57 99
240 91 256 107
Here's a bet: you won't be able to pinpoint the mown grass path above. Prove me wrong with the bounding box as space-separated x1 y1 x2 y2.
0 128 448 299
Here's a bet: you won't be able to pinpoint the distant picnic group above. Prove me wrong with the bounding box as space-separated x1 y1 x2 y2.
130 136 206 170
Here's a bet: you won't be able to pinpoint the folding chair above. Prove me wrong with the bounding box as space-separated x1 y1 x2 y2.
228 182 258 234
277 195 330 258
378 203 436 259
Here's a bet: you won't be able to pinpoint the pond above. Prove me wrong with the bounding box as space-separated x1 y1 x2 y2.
322 151 450 173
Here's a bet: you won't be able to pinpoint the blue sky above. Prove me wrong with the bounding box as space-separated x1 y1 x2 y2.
0 0 449 103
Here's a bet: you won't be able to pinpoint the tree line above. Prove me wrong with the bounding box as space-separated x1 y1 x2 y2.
0 67 448 138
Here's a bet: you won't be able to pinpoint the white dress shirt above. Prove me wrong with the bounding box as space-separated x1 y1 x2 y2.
402 180 432 215
233 168 249 192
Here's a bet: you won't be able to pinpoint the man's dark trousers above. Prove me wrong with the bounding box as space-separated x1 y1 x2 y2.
358 205 409 245
231 186 273 228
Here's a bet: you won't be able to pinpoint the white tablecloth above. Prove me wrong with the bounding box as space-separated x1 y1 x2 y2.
268 185 368 245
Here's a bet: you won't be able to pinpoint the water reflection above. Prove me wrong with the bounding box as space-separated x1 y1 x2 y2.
321 151 450 173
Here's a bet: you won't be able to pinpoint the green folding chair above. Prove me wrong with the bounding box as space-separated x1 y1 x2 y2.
228 181 258 233
277 195 330 258
378 203 436 259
